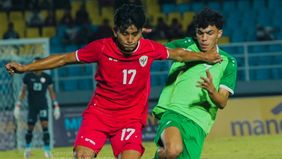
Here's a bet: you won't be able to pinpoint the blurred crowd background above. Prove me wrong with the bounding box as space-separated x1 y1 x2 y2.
1 0 282 93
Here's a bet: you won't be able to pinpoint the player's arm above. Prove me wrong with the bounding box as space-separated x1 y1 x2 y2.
5 52 78 75
167 48 222 64
18 84 27 103
197 70 230 109
48 84 61 119
14 84 27 119
48 84 58 102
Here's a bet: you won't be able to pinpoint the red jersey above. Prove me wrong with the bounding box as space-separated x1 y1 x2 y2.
76 37 168 125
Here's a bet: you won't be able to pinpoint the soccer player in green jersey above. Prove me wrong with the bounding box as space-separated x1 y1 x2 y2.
152 8 237 159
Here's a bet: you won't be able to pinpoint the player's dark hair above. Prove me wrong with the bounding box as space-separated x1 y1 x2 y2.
114 4 146 32
193 8 224 30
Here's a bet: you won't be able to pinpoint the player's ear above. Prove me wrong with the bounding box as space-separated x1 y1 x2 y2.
112 28 117 37
217 29 223 39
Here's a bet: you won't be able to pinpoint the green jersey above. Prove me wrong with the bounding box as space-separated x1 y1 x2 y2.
153 37 237 134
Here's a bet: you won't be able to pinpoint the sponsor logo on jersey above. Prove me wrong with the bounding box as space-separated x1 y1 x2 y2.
139 56 148 67
40 77 46 83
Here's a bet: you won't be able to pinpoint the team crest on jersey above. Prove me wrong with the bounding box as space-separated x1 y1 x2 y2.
139 56 148 67
40 77 46 83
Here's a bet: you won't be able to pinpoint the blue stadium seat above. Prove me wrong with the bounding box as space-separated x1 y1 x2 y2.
151 62 162 71
237 0 251 11
58 67 68 77
50 45 65 54
268 0 282 9
248 45 269 66
77 79 93 90
269 44 282 52
207 1 221 11
272 68 282 79
222 1 235 13
50 36 62 45
253 0 265 10
257 11 273 25
237 70 245 81
177 3 190 15
162 4 177 14
65 44 79 52
231 30 245 42
60 80 78 91
254 69 271 80
191 2 204 12
68 66 82 76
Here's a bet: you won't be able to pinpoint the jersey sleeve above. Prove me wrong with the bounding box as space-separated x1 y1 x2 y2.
76 40 103 63
220 57 237 95
150 40 169 60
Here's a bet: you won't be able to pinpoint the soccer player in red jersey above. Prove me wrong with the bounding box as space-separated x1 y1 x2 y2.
5 4 221 159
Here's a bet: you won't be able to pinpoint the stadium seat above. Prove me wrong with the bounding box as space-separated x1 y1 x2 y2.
268 0 282 9
237 0 251 11
42 26 56 38
272 68 282 79
77 79 93 90
9 11 24 21
252 0 265 10
50 45 65 54
65 44 79 52
60 80 78 91
207 1 221 11
181 12 195 31
191 2 204 12
55 9 65 22
58 67 68 77
25 27 40 38
177 3 190 15
167 12 181 25
237 70 245 81
162 4 177 15
254 69 271 81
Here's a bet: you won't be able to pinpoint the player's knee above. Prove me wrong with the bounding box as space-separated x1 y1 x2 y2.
74 146 96 159
165 143 183 158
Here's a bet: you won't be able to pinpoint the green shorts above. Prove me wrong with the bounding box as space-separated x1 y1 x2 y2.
154 110 206 159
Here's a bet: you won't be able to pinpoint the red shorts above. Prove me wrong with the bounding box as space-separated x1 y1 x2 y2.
74 106 145 157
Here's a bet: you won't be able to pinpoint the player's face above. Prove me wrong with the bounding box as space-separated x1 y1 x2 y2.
114 25 142 55
196 25 222 53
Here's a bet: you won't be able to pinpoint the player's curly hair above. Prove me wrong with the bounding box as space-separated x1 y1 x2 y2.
193 8 224 30
114 4 146 32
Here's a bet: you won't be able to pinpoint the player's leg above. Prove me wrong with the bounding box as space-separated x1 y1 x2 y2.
24 107 38 159
39 107 51 158
110 122 144 159
153 110 183 159
73 110 108 159
154 110 206 159
159 126 183 159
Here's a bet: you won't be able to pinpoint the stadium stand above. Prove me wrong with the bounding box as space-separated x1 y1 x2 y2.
1 0 282 92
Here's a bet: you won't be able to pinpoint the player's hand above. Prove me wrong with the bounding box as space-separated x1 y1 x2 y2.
14 101 21 120
5 62 26 75
53 101 61 120
197 69 216 94
204 52 222 64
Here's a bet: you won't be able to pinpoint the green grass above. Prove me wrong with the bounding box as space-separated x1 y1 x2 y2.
1 135 282 159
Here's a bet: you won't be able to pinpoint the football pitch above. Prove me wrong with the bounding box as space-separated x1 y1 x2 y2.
1 135 282 159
